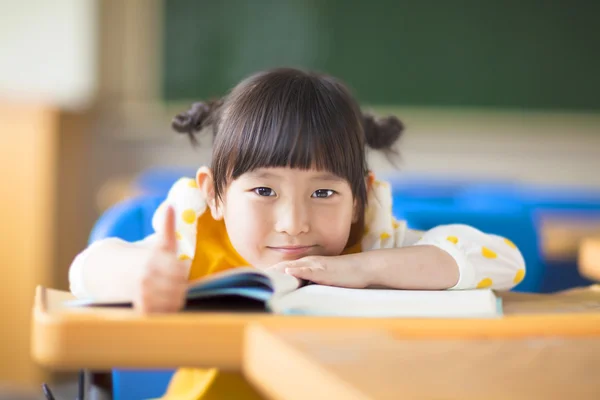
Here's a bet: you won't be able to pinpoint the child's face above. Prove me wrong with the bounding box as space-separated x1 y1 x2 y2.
213 167 358 269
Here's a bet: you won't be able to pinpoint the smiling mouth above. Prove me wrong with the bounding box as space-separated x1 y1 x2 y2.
267 246 316 255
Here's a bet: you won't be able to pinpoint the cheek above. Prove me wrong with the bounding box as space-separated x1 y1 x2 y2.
314 202 355 254
222 197 271 258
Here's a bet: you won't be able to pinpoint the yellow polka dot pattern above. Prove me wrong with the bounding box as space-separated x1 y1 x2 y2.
182 209 197 224
476 278 493 289
187 179 198 188
513 269 525 284
178 254 191 261
380 232 391 241
430 233 524 289
481 247 497 258
176 231 182 240
446 236 458 244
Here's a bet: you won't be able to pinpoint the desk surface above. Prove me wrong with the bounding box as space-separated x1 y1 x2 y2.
244 325 600 400
32 286 600 371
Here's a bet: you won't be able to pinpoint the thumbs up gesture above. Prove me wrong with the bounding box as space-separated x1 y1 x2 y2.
134 206 189 313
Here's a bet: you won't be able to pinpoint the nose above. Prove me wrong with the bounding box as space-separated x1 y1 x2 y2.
274 200 310 236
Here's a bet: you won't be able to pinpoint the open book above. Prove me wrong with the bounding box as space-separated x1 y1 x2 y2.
66 267 502 318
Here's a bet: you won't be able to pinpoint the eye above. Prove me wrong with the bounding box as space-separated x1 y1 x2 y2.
253 187 276 197
312 189 336 199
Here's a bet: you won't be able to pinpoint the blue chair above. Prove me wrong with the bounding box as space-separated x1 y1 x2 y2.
133 166 196 198
88 194 175 400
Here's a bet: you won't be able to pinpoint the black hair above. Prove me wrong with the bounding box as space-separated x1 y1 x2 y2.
172 68 404 245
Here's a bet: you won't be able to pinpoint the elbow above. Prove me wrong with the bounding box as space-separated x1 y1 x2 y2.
490 255 527 291
505 258 527 290
67 237 123 298
68 251 88 298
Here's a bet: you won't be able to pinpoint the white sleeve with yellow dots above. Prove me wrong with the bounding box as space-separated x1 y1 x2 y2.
151 177 206 263
364 178 526 291
411 224 526 290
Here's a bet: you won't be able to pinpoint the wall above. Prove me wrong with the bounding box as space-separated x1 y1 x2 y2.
0 0 97 109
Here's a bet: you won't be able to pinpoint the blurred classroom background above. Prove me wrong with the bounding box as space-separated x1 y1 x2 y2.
1 0 599 396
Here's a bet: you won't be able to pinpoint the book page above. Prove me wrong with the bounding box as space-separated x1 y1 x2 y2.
188 267 265 287
262 270 303 296
270 285 499 318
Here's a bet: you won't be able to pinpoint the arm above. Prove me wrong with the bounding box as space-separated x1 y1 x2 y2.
270 224 526 291
70 176 202 303
68 235 157 300
266 246 458 290
348 245 459 289
69 206 190 314
411 224 526 290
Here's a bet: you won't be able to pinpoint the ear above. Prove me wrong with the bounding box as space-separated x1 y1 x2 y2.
366 170 375 193
196 166 224 220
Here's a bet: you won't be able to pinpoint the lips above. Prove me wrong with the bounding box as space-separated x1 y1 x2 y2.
268 245 315 255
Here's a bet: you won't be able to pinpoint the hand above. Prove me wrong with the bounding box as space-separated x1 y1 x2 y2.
267 255 370 289
133 206 189 313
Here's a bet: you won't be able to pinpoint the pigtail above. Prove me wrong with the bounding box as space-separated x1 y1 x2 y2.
171 99 223 144
362 113 404 151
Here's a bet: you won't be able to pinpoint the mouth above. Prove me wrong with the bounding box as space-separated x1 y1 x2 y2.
267 245 316 255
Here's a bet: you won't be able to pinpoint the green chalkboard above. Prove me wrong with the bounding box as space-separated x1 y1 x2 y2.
162 0 600 111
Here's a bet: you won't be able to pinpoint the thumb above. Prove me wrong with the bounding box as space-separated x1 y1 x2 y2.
159 205 178 253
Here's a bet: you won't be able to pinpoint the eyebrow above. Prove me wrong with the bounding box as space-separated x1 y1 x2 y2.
310 173 345 182
245 171 345 182
245 171 280 180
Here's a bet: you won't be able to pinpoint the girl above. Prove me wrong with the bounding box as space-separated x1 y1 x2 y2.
69 68 525 398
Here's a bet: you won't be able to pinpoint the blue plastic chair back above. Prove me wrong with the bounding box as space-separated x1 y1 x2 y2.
88 195 175 400
134 166 196 198
456 182 600 211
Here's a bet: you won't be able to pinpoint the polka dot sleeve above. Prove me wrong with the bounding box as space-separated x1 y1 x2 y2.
411 224 526 290
151 176 207 263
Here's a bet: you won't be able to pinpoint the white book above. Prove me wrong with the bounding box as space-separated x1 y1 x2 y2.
66 267 502 318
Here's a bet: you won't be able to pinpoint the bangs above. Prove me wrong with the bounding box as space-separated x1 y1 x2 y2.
212 70 367 198
228 94 358 180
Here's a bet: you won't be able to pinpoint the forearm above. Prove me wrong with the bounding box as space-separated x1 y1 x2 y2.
69 238 153 299
355 245 460 290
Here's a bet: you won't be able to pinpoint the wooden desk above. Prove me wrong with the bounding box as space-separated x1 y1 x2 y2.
541 216 600 261
244 325 600 400
579 237 600 282
32 286 600 372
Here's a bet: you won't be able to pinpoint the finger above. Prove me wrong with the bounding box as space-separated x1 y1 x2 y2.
284 259 328 282
266 262 294 273
135 295 184 314
285 266 322 281
140 269 188 291
159 206 178 253
148 253 189 279
136 282 187 313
